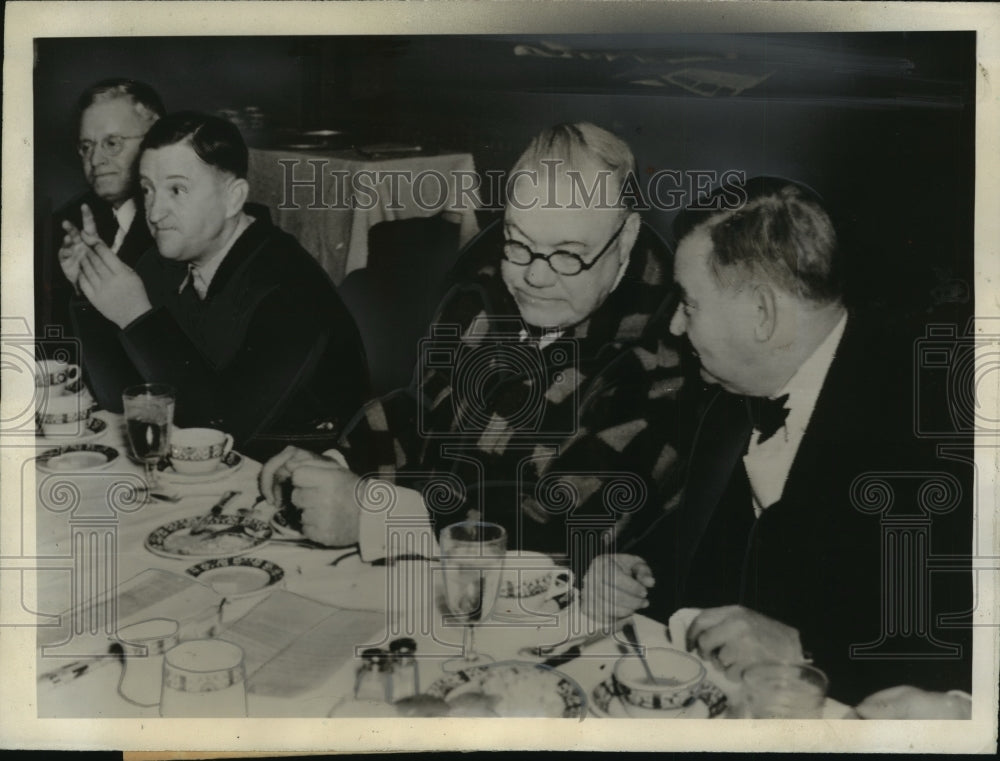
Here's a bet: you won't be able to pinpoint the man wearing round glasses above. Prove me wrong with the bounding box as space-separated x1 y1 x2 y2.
261 123 686 576
36 79 164 343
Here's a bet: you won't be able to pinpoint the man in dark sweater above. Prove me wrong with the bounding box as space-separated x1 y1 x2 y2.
64 112 371 460
37 79 164 344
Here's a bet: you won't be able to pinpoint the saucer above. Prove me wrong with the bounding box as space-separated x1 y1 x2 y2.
36 443 119 474
158 451 244 484
589 676 728 719
185 556 284 597
36 416 108 446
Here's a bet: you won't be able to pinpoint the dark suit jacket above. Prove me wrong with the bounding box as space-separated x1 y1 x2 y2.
636 313 973 705
71 210 372 462
36 190 154 346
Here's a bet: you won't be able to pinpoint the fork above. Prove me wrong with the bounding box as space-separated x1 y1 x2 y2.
188 490 240 534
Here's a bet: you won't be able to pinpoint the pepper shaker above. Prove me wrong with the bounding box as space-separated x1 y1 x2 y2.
389 638 419 701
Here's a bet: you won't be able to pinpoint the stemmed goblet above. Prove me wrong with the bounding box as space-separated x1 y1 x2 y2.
439 520 507 672
122 383 175 502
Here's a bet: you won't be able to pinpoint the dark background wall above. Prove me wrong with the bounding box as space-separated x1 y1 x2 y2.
35 32 975 323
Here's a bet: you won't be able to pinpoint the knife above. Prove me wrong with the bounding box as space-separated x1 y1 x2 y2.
541 645 582 669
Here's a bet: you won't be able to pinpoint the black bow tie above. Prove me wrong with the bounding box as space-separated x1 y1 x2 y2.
747 394 790 444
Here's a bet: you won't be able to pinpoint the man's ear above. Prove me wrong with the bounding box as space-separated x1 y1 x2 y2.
617 210 641 263
224 176 250 217
752 282 778 342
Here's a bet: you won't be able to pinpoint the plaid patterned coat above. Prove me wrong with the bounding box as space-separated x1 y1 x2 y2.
339 224 687 571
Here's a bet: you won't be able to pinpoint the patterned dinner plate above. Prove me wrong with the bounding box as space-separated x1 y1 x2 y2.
35 443 119 473
425 660 587 718
158 450 245 485
145 515 272 559
589 676 728 719
35 416 108 446
185 556 284 597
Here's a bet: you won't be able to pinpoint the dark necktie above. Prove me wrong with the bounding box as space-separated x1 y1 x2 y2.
747 394 790 444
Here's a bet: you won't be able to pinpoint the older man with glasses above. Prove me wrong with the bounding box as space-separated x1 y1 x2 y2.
36 78 165 344
261 122 688 577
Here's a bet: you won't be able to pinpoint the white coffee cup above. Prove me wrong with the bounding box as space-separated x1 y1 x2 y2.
37 393 93 437
498 550 573 600
169 428 234 474
35 359 80 396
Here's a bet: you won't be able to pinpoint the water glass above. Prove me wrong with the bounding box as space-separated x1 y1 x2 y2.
440 521 506 672
122 383 175 497
742 662 829 718
116 618 180 707
160 639 247 717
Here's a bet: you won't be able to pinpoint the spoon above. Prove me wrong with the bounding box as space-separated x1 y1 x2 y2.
622 619 661 685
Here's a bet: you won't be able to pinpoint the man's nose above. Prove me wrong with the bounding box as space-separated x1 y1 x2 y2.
668 304 686 336
146 194 167 223
524 257 556 287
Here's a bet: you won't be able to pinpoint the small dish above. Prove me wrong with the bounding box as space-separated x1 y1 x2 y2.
589 676 728 719
35 416 108 446
158 450 244 484
35 443 119 473
185 557 284 598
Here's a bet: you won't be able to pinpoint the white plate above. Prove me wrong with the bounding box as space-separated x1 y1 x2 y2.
426 660 587 718
158 450 245 484
589 676 728 719
185 556 284 597
302 129 342 137
35 416 108 446
145 515 272 559
35 443 119 473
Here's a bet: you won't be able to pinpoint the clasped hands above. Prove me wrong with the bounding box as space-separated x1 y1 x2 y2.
581 553 805 681
258 446 363 547
59 203 151 328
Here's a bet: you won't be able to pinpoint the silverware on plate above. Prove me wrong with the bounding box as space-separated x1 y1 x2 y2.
188 490 240 534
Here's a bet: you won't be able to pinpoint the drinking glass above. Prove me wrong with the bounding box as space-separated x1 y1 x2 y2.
439 521 506 672
160 639 247 717
122 383 175 500
742 662 829 718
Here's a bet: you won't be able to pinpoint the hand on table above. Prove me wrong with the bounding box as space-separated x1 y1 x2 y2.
581 553 656 622
259 446 361 547
686 605 805 682
855 685 972 719
71 204 152 328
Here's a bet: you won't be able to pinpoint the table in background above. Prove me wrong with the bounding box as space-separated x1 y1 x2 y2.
247 147 481 286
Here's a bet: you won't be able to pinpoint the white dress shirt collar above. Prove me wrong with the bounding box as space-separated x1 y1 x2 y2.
743 310 848 515
110 198 137 254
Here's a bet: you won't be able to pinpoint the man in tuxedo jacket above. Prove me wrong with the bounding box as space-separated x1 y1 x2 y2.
36 78 164 343
585 178 972 708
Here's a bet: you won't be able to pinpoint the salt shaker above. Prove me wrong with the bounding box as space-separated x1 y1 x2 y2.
354 647 392 703
389 638 419 701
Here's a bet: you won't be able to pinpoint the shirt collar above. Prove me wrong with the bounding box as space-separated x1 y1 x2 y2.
178 213 253 298
113 198 137 232
773 310 848 431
